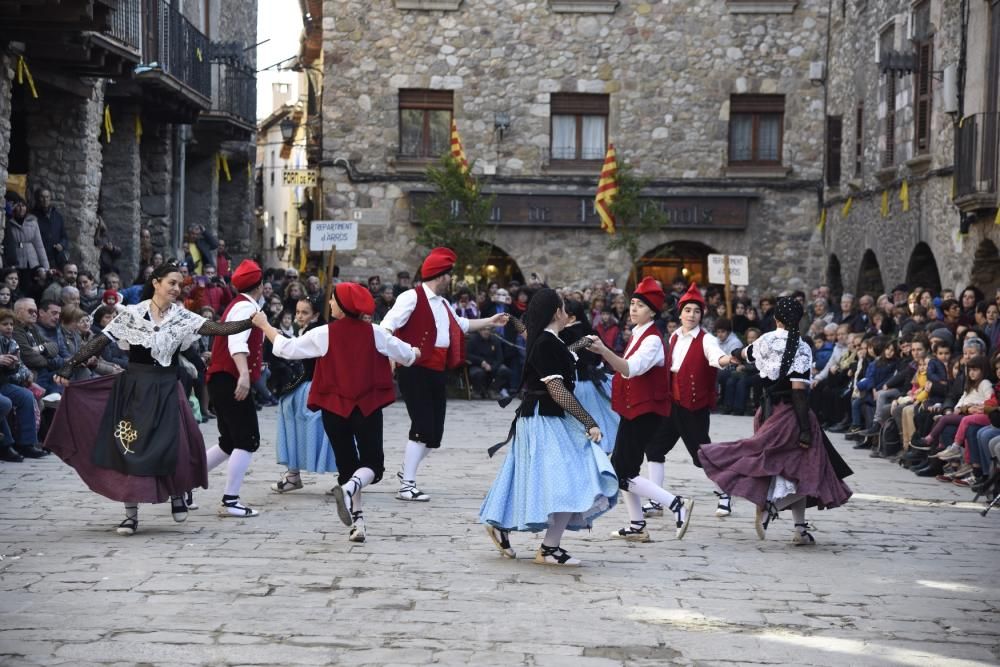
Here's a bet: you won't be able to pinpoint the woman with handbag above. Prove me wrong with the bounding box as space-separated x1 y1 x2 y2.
269 298 338 496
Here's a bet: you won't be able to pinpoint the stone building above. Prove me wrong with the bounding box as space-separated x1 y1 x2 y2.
820 0 1000 296
0 0 257 285
317 0 833 293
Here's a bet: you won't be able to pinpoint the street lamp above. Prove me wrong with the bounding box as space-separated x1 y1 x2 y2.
279 117 296 142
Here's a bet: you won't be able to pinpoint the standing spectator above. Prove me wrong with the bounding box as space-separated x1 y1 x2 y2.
304 275 323 308
201 265 234 314
94 213 122 277
757 295 776 333
77 270 101 313
12 297 64 395
283 280 306 315
184 224 218 275
3 194 49 286
392 271 412 297
32 187 69 269
367 275 382 296
216 238 232 278
138 227 154 269
0 308 47 461
374 285 395 324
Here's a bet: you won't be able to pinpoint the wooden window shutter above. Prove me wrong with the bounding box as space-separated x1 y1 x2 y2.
884 75 896 167
398 89 454 110
826 116 843 186
550 93 609 115
730 94 785 114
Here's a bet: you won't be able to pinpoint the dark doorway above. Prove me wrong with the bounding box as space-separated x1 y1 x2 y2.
856 249 885 296
455 242 524 289
632 240 717 291
826 254 844 300
905 242 942 293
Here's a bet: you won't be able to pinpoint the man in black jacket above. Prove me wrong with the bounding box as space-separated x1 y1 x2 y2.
466 328 512 399
33 188 68 269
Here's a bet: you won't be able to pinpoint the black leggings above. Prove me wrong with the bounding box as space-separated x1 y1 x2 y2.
322 407 385 487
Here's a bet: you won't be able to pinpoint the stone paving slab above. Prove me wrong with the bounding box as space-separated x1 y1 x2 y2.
1 399 998 666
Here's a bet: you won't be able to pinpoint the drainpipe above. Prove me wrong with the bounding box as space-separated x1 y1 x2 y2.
174 124 190 259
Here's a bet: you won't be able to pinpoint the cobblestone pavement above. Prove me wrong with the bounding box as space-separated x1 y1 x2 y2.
1 399 998 666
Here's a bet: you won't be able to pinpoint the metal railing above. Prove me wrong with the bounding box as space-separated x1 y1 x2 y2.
104 0 142 51
142 0 211 100
211 61 256 125
956 112 1000 201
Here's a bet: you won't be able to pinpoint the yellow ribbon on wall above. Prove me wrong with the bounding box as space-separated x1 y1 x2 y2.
900 179 910 212
135 115 143 144
841 196 853 218
880 191 889 218
817 208 827 232
217 153 231 182
195 47 203 62
16 56 39 99
103 105 114 143
994 207 1000 226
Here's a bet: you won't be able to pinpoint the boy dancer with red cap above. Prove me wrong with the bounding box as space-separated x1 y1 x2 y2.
254 282 419 542
380 247 510 501
589 277 694 541
205 260 266 518
648 282 738 518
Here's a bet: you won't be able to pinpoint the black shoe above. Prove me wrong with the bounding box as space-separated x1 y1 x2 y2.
869 448 883 458
828 421 851 433
915 466 940 477
845 432 864 442
852 440 871 449
861 425 881 437
16 445 49 459
0 447 24 462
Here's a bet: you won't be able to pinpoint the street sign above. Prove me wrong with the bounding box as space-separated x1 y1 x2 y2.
707 254 749 286
310 220 358 251
282 169 318 186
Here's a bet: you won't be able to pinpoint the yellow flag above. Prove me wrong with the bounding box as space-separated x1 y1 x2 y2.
880 191 889 218
900 179 910 212
817 208 827 232
217 154 231 182
298 240 308 273
841 196 853 218
103 105 114 143
994 207 1000 226
595 144 619 235
16 56 38 99
135 115 143 144
951 177 957 200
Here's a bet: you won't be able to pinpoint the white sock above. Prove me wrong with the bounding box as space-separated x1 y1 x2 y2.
223 449 253 497
627 476 677 509
352 489 364 512
790 498 807 527
647 461 665 489
774 493 805 511
124 503 138 521
345 467 376 496
205 445 228 471
622 490 645 523
402 440 426 482
542 512 571 547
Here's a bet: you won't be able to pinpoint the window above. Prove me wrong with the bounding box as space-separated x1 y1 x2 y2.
550 93 609 162
826 116 842 187
912 1 933 154
880 25 896 167
398 89 453 159
854 103 864 177
728 95 784 166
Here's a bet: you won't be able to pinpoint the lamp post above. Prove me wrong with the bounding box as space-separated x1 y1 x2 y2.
279 116 296 142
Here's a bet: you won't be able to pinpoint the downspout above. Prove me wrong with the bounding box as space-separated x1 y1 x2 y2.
174 124 190 259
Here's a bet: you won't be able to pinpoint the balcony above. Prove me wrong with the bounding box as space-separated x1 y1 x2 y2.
955 112 1000 214
194 45 256 139
0 0 141 79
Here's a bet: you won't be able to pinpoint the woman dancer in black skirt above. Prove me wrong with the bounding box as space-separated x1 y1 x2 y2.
49 261 254 535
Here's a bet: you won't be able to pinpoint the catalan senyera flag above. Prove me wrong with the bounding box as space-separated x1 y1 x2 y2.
450 118 469 175
595 144 618 235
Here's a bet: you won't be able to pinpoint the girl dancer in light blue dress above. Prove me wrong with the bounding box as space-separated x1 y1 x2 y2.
271 298 337 493
481 289 618 567
560 299 619 455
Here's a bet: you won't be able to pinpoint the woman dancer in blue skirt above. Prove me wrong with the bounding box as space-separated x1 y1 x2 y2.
560 299 619 455
270 298 337 494
481 288 618 567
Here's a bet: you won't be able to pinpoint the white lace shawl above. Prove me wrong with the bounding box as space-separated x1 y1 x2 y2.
746 329 813 381
103 301 207 367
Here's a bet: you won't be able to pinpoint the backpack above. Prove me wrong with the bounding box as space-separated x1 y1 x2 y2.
878 419 902 458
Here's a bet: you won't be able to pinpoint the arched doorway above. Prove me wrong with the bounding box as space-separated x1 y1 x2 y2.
970 239 1000 295
856 249 885 296
905 242 942 293
632 241 716 291
455 242 525 288
826 254 844 300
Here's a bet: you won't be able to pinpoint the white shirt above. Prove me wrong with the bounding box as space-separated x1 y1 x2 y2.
669 326 727 372
271 321 417 366
225 294 261 357
379 283 470 347
623 321 665 378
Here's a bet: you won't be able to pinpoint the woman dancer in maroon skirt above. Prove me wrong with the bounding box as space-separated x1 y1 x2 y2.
699 296 852 545
48 261 254 535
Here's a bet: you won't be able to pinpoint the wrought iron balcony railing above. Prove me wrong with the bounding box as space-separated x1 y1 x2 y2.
104 0 142 51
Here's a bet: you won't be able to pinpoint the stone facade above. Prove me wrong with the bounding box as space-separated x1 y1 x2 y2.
99 106 142 284
821 0 999 295
24 84 105 272
140 120 175 256
217 153 254 257
321 0 830 292
0 54 11 216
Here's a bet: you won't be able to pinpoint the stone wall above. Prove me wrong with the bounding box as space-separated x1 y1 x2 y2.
99 106 142 284
0 54 12 232
140 120 174 257
185 153 219 236
217 155 254 258
321 0 829 293
25 82 104 272
219 0 259 68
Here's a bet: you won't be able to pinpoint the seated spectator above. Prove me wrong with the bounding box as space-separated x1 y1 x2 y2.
453 290 479 319
467 328 513 399
720 327 762 416
59 306 98 381
922 355 992 464
0 308 47 461
77 269 101 313
392 271 411 297
90 305 128 370
201 264 233 314
0 286 11 309
367 275 382 295
848 337 898 441
12 298 66 395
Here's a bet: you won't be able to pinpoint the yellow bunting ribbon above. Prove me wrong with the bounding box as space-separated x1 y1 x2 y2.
16 56 38 99
880 191 889 218
994 206 1000 226
900 179 909 212
195 47 203 62
103 105 114 143
217 153 231 182
951 177 957 201
841 196 853 218
817 208 827 232
247 161 252 182
135 115 143 143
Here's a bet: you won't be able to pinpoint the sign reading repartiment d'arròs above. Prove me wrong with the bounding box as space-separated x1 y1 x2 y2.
408 191 754 230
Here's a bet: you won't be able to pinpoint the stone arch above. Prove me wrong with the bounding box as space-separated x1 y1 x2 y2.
970 239 1000 295
631 240 717 291
856 249 885 297
455 242 525 288
905 242 942 294
826 254 844 300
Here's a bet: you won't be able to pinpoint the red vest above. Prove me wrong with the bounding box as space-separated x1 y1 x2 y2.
668 329 718 411
395 286 465 371
611 324 671 419
206 295 264 383
308 318 395 418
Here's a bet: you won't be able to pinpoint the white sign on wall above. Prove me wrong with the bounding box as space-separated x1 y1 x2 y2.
309 220 358 251
707 254 749 286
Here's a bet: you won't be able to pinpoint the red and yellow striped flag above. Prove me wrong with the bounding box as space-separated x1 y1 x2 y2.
595 144 618 235
450 118 469 175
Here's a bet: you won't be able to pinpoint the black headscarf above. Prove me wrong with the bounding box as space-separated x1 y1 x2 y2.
774 296 804 378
